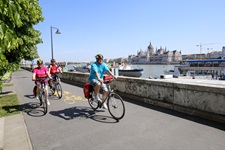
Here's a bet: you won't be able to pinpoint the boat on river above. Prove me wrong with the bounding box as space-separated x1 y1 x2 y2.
164 59 225 80
73 65 90 73
73 63 90 73
117 65 144 77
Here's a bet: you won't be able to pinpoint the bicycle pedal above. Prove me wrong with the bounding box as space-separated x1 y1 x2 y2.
98 102 102 108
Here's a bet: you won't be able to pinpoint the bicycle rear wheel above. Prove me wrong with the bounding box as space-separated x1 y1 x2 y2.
88 92 99 110
107 93 125 121
55 83 62 99
40 90 48 115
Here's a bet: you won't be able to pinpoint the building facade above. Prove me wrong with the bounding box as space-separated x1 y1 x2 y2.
128 42 182 64
182 47 225 60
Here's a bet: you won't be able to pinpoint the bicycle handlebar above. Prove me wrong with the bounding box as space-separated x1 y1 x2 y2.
34 77 48 81
103 75 115 84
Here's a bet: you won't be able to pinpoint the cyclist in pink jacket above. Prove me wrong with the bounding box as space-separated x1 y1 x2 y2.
32 59 52 105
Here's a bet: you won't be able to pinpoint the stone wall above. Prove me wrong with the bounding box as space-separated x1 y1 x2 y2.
61 72 225 123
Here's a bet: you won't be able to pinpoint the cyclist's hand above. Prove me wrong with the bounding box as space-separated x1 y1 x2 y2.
32 78 36 81
113 76 118 79
99 78 103 83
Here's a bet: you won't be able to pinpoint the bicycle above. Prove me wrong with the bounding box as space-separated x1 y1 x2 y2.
33 78 48 115
49 73 62 99
85 75 125 121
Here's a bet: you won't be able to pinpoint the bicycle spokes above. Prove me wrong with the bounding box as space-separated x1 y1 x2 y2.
107 93 125 120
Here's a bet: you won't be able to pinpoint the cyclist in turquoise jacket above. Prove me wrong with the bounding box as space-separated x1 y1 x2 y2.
88 54 117 109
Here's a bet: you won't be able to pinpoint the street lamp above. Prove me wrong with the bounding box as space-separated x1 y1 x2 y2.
50 26 61 60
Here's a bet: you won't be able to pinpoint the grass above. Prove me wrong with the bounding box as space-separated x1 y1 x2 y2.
2 83 13 87
0 94 20 118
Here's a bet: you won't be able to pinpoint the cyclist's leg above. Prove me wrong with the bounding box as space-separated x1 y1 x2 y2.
44 82 50 105
36 82 41 98
56 74 60 82
90 79 101 101
100 84 109 109
49 75 55 88
100 83 109 103
91 79 100 95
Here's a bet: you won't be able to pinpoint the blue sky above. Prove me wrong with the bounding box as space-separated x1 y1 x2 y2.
35 0 225 63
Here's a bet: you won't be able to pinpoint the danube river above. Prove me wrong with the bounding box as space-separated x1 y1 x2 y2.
66 64 175 79
132 64 175 78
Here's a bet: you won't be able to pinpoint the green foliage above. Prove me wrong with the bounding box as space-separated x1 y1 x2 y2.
0 81 2 93
0 0 44 76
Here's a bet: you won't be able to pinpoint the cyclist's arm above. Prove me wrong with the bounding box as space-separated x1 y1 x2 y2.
32 72 36 81
57 66 63 74
94 71 103 83
46 71 52 79
107 70 117 79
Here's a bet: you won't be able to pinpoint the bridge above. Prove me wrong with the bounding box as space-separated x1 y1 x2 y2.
1 69 225 150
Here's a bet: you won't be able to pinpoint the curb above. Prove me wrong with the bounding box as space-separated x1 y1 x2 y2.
21 113 33 150
0 117 4 149
3 113 33 150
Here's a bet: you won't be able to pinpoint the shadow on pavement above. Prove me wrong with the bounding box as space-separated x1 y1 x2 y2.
2 102 46 117
49 106 118 123
21 102 47 117
0 91 13 95
24 94 35 99
2 104 20 114
122 97 225 131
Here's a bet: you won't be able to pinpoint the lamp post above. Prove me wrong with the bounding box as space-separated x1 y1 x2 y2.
50 26 61 60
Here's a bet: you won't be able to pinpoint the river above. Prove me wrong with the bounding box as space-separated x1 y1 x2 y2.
132 64 175 78
66 64 175 79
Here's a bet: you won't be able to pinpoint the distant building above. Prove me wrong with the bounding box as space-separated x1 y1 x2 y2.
182 54 206 60
182 46 225 60
128 42 182 64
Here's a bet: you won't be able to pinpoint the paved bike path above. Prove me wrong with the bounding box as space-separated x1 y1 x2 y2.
2 69 225 150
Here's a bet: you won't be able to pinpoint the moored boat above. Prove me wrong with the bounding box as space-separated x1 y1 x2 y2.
118 65 144 77
73 63 90 73
164 59 225 80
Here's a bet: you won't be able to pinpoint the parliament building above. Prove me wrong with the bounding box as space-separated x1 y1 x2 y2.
128 42 182 64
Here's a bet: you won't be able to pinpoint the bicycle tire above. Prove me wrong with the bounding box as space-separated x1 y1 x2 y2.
55 83 62 99
49 88 55 96
40 90 48 115
88 91 99 110
107 93 125 121
33 86 37 97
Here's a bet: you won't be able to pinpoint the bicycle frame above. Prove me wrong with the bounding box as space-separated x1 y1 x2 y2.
36 78 48 114
49 74 63 99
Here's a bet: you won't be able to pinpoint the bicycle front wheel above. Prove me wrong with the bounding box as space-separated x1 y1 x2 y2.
107 93 125 121
55 83 62 99
40 90 48 115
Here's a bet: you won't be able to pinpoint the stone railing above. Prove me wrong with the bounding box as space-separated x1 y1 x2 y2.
61 71 225 124
20 67 225 124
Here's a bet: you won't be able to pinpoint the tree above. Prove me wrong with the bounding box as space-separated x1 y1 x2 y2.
0 0 44 77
